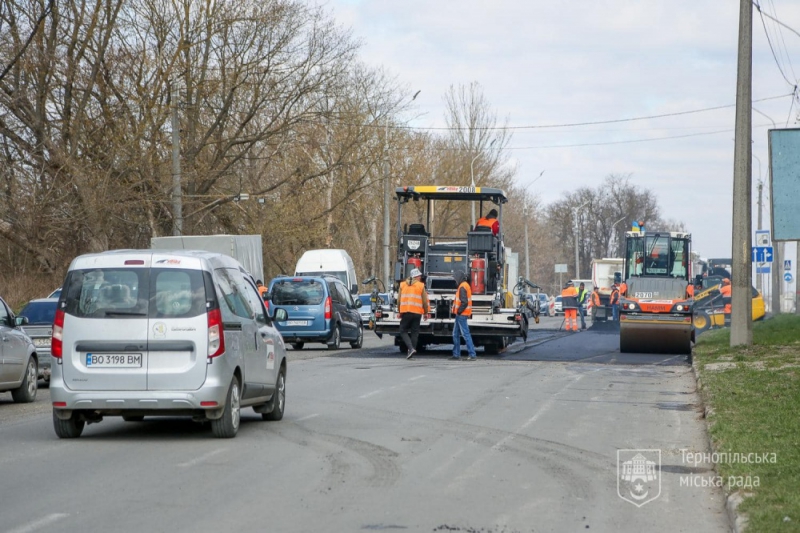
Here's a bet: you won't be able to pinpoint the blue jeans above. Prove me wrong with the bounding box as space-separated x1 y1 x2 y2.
612 304 619 321
453 315 476 358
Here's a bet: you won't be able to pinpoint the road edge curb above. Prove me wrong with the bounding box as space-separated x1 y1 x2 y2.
691 356 749 533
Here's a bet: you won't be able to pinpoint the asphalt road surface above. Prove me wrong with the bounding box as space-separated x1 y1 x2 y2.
0 320 728 533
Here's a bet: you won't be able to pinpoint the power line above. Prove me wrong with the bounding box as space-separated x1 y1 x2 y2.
766 0 797 81
754 1 796 87
373 93 791 132
753 1 800 41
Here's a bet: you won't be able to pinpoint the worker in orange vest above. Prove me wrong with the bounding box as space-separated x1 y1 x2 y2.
719 278 732 326
256 280 268 298
610 283 620 321
451 270 477 360
561 280 580 332
590 287 601 322
686 283 695 299
475 208 499 235
398 268 430 360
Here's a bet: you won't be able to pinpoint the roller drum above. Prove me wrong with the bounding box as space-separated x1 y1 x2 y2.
619 320 692 355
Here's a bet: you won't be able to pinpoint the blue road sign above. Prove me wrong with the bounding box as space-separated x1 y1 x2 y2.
785 272 794 283
751 246 774 263
785 260 792 271
757 266 771 274
755 230 771 246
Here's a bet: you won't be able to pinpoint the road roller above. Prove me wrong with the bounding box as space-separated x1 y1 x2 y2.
618 230 694 354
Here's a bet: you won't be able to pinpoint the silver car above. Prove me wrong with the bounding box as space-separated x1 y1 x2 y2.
19 297 59 383
0 297 38 403
50 250 288 439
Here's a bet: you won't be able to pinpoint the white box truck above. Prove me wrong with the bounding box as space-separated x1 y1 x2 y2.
294 249 358 294
591 257 623 321
150 235 264 282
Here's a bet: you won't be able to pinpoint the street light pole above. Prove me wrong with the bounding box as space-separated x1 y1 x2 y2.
573 201 589 278
470 139 497 228
521 170 545 281
383 91 420 289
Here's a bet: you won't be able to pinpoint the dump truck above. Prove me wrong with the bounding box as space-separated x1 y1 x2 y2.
373 186 528 354
590 258 623 321
618 230 694 354
151 235 264 282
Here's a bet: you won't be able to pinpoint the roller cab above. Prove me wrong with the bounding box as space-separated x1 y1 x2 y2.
619 231 693 355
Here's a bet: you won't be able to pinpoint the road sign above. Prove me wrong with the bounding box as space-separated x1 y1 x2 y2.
785 272 794 283
785 260 792 271
757 266 771 274
751 246 774 263
554 264 568 273
755 230 771 246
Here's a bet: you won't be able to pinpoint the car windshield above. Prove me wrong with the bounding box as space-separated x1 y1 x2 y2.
20 301 58 324
271 279 325 305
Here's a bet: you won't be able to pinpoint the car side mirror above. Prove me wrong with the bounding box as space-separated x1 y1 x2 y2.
273 308 288 322
351 284 358 295
354 299 362 309
15 316 28 327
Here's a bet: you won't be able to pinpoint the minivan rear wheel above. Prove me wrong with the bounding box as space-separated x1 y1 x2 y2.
327 325 340 350
261 368 286 421
350 327 363 349
53 410 85 438
211 377 241 438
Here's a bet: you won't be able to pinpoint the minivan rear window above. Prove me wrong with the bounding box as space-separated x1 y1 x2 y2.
271 279 325 305
62 268 208 319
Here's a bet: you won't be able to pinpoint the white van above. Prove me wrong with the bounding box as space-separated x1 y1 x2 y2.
294 249 358 294
49 249 289 439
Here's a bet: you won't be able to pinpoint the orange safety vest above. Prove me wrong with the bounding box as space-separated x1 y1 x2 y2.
452 281 473 317
610 287 620 305
258 285 268 297
619 282 627 296
591 291 601 307
561 286 578 309
686 284 694 298
475 217 498 234
719 284 732 314
399 280 426 314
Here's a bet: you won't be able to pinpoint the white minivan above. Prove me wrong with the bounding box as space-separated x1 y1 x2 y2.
294 249 358 294
49 249 288 439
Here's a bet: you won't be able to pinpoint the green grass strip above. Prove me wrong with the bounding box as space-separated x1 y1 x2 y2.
694 315 800 532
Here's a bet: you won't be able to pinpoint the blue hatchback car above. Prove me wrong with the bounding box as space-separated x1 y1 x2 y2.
268 275 363 350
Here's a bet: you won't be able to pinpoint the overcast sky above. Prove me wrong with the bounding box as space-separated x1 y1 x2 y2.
324 0 800 272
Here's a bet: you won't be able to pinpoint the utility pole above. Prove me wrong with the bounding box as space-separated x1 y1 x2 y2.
730 0 753 346
171 80 183 236
383 118 391 289
574 209 580 278
524 202 530 281
756 179 763 294
573 201 589 278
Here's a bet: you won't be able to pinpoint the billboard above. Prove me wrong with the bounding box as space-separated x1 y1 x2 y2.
769 128 800 240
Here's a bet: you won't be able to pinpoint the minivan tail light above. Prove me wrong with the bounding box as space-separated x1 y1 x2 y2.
207 308 225 357
324 296 332 320
52 309 65 359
